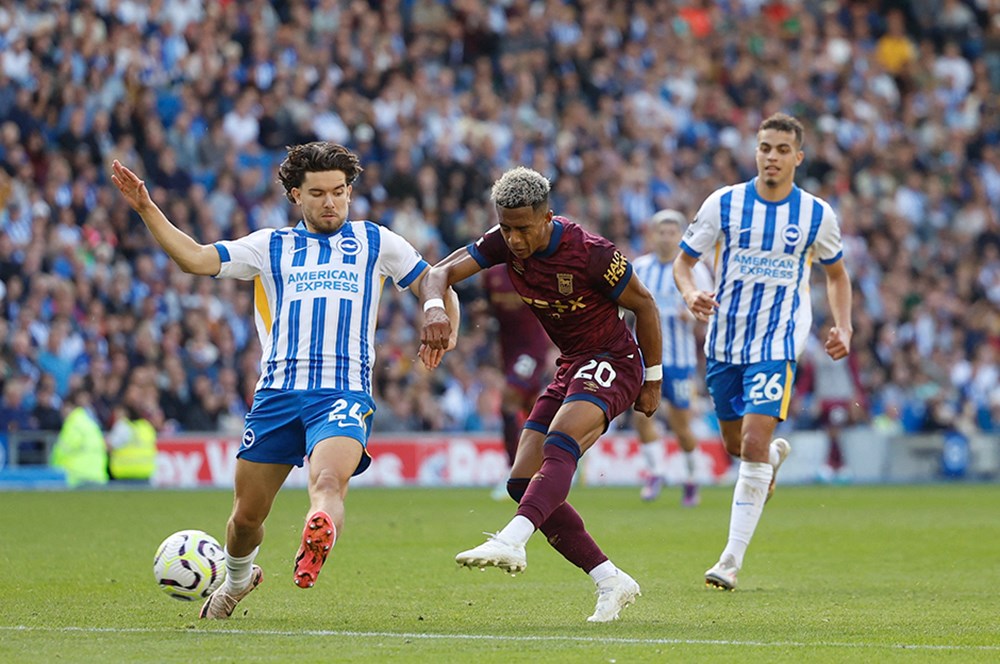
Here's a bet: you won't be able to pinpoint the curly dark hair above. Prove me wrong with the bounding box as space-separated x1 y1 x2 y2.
277 142 364 203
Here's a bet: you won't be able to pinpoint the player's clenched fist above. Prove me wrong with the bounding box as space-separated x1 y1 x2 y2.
824 326 851 361
421 308 452 351
633 382 661 417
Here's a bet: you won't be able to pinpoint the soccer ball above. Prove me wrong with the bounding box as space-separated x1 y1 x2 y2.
153 529 226 601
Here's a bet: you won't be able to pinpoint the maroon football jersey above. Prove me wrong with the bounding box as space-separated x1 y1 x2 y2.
469 218 639 359
483 265 551 372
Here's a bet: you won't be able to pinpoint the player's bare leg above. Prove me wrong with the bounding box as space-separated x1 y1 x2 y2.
634 410 665 501
201 460 290 618
665 404 700 507
294 437 361 588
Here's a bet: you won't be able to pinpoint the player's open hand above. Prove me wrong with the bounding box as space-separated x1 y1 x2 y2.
111 160 152 212
633 381 661 417
683 290 719 322
421 307 452 352
824 326 851 361
418 343 446 370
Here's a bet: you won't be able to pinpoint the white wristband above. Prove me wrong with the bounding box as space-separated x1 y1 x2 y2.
644 364 663 382
423 298 445 313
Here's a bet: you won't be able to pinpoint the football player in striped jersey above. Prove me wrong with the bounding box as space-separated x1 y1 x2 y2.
674 113 853 591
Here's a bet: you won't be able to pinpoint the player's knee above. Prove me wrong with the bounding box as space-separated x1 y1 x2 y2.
544 430 581 460
229 509 265 534
507 477 530 503
677 430 698 452
740 430 772 459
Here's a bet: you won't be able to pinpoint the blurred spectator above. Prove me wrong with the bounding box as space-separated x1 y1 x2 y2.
106 392 157 483
0 376 32 433
49 388 108 487
30 373 63 431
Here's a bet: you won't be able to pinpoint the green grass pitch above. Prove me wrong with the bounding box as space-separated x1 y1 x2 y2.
1 483 998 662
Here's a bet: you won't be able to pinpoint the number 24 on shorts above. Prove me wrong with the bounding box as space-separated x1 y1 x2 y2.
328 399 366 428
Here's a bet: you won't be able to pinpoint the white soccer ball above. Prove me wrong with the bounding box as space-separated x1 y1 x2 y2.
153 529 226 601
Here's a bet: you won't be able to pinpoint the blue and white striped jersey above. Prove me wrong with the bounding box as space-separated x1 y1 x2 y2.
632 253 712 369
214 220 428 394
680 179 843 364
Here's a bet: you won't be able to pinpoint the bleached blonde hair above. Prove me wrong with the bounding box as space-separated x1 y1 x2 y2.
490 166 550 211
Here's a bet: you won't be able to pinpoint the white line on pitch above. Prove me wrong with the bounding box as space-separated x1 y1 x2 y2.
2 626 997 651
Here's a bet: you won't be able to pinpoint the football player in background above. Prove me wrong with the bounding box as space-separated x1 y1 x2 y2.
632 209 713 506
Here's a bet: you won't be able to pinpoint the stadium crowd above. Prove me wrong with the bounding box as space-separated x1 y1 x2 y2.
0 0 998 448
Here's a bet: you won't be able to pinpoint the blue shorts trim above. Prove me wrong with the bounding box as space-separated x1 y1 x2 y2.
564 393 610 419
705 359 796 421
239 389 376 476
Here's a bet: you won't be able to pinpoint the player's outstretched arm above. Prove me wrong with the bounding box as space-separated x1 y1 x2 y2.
822 259 853 361
411 267 461 369
110 160 221 276
674 252 718 322
617 275 662 417
420 247 483 351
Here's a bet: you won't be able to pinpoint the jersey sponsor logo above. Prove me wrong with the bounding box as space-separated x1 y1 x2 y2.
336 236 362 256
781 225 802 245
557 272 574 295
603 251 628 288
520 295 586 318
731 254 795 280
287 269 360 293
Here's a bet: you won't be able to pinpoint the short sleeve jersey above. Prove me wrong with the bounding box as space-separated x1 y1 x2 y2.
680 179 843 363
214 220 428 394
468 218 638 359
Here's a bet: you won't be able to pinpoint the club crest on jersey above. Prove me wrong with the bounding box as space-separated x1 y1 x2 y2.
781 225 802 246
557 273 574 295
336 236 362 256
512 260 525 275
241 428 256 449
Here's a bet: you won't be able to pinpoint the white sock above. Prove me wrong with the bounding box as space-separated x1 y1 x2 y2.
223 545 259 592
497 515 535 546
768 442 781 467
682 449 696 482
588 559 618 584
641 442 662 476
720 461 773 569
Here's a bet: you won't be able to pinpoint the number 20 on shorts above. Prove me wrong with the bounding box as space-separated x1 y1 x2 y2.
573 359 618 387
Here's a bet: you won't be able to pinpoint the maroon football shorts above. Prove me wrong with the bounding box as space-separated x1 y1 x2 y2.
526 352 643 433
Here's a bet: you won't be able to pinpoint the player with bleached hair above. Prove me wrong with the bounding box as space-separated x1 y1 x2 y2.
674 113 853 591
421 166 663 623
112 142 460 618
